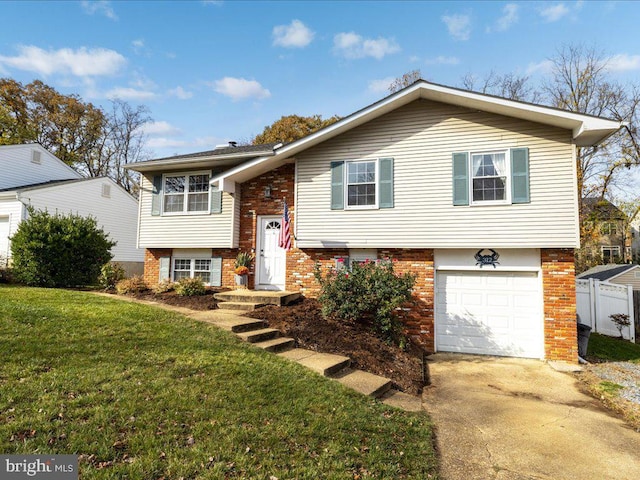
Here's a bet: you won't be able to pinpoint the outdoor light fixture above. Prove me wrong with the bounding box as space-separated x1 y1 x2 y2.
264 185 272 199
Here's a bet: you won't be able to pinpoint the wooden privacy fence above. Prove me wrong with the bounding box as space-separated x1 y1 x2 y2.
576 278 636 342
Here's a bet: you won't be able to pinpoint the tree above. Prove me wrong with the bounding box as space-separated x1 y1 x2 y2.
252 114 341 144
388 70 422 94
0 78 152 194
10 208 115 287
461 70 541 102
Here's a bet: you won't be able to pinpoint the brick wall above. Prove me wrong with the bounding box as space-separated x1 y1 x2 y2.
541 248 578 363
287 247 436 352
143 248 172 285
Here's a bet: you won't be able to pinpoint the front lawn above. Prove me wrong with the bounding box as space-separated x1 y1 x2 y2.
0 286 437 479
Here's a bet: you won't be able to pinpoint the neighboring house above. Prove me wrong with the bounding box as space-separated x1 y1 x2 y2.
0 143 143 275
578 264 640 290
580 197 629 264
127 80 623 363
631 215 640 263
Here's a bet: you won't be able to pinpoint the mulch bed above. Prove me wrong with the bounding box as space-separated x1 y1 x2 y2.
244 298 427 395
126 289 224 310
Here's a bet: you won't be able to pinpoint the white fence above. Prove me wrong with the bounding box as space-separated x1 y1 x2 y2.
576 278 635 342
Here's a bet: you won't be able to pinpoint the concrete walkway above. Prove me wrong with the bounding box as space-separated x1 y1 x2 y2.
422 353 640 480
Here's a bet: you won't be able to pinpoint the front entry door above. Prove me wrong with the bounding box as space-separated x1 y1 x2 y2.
256 216 286 290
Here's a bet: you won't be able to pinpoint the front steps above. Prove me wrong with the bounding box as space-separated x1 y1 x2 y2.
199 290 404 408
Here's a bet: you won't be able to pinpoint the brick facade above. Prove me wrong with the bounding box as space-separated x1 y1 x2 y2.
142 165 577 362
541 248 578 363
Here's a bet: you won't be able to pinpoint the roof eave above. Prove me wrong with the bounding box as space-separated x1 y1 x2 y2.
125 150 276 173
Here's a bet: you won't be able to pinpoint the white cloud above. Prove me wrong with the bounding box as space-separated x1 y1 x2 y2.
425 56 460 65
442 13 471 41
540 3 570 22
607 54 640 72
105 87 157 101
131 39 145 55
143 121 182 136
202 0 223 5
146 137 189 149
489 3 519 32
168 86 193 99
213 77 271 100
409 55 420 63
526 60 554 75
0 45 126 77
333 32 400 60
368 77 395 94
272 19 314 48
81 1 117 20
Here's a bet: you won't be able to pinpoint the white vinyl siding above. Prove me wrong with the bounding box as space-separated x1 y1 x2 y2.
0 144 80 190
0 200 25 260
138 175 235 248
295 99 577 249
19 179 142 262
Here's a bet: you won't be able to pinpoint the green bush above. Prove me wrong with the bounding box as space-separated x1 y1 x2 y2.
115 275 148 295
10 208 115 288
98 262 126 291
175 277 206 297
314 260 415 345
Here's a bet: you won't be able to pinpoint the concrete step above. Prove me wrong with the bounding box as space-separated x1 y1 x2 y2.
217 301 266 312
229 318 268 333
296 352 351 376
237 327 280 343
254 337 295 353
333 368 393 398
214 290 301 306
380 390 423 412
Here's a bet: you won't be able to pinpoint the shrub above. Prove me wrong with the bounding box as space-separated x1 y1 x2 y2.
98 262 126 291
153 279 175 294
175 277 206 297
115 276 148 295
10 208 115 287
314 260 415 345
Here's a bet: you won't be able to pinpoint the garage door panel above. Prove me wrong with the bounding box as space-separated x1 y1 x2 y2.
436 271 543 359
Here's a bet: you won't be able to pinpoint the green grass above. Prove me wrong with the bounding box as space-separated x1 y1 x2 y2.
0 286 438 479
587 332 640 363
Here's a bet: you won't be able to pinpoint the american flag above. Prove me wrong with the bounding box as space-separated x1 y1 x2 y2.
278 199 292 251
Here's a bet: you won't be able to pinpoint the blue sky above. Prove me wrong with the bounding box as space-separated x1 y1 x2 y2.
0 1 638 159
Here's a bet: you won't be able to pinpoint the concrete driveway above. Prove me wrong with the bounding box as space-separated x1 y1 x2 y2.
422 353 640 480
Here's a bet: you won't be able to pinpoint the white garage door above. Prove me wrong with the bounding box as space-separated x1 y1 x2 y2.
436 271 543 358
0 216 9 260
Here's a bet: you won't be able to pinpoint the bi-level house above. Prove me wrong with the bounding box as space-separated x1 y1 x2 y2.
127 81 622 363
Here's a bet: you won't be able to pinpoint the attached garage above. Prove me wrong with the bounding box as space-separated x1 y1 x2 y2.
435 270 544 359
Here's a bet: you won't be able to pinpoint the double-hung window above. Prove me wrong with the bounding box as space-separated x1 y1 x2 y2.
347 161 377 207
163 172 210 214
452 147 529 206
471 152 507 203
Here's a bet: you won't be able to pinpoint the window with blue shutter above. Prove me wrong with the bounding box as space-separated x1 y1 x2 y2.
510 147 530 204
379 158 394 209
331 161 344 210
452 152 469 206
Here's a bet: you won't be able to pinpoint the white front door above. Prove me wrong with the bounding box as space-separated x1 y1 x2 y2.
256 216 286 290
435 271 543 359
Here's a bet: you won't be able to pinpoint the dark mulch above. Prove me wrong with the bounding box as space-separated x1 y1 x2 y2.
244 298 427 395
126 289 225 310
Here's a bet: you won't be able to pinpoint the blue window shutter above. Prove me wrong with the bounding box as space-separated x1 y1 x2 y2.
452 152 469 206
151 175 163 216
210 185 222 213
378 158 394 209
159 256 170 282
511 147 530 204
331 161 344 210
210 257 222 287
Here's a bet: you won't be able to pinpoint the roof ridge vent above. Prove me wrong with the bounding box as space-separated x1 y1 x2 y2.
214 141 238 149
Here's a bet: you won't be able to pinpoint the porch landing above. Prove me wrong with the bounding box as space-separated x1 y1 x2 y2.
214 290 301 307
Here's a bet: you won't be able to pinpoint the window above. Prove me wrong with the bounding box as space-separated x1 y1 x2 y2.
600 222 618 236
453 148 529 206
347 161 376 207
163 172 210 214
172 258 212 283
601 246 621 263
471 152 507 203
